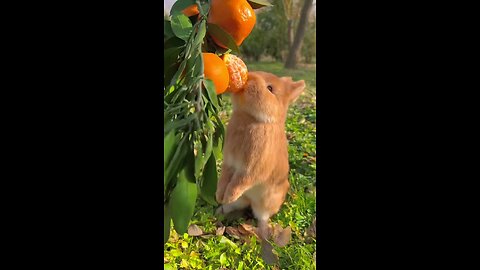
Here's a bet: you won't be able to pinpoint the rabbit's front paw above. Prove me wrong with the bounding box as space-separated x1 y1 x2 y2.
215 205 224 216
216 188 225 204
222 190 242 204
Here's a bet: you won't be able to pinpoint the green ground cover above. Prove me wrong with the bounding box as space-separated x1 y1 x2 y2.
165 62 317 270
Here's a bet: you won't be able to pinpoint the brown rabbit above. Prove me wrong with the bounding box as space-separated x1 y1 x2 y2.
216 71 305 240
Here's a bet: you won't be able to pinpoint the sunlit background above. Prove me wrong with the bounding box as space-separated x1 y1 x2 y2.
164 2 317 267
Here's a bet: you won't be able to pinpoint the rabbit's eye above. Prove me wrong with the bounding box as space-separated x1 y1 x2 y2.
267 85 273 92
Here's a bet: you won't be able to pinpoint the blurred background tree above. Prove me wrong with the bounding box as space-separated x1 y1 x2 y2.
284 0 314 68
302 14 316 64
240 0 315 67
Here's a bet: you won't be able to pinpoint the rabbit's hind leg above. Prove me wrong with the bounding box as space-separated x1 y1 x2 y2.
251 206 272 241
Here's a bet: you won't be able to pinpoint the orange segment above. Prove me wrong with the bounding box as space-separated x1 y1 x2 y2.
223 54 248 93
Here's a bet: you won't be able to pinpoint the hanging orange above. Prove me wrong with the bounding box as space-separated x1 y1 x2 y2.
202 53 229 94
207 0 256 48
182 4 199 17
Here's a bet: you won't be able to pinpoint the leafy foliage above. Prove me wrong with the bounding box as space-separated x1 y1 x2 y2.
164 0 273 247
164 0 230 243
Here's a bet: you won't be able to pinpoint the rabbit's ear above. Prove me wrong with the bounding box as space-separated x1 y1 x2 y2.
289 80 305 103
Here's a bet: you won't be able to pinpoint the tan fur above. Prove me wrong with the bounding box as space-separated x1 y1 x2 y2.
216 71 305 240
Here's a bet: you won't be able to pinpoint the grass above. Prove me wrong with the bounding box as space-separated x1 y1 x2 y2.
164 62 317 269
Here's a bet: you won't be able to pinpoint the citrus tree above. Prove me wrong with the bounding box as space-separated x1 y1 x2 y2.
163 0 272 245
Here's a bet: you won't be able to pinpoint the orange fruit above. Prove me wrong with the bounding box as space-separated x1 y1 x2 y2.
202 53 229 94
182 4 199 17
207 0 256 48
222 54 248 93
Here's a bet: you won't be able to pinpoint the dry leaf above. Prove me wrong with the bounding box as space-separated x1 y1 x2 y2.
238 223 257 237
237 224 256 243
237 225 248 235
216 226 225 236
240 236 251 244
200 234 215 239
272 224 283 237
244 219 254 225
240 223 256 232
215 220 224 227
261 240 279 265
225 226 241 239
170 230 179 242
187 224 203 236
273 226 291 247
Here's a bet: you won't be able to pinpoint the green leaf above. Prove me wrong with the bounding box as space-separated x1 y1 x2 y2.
171 13 193 41
164 129 177 175
164 66 178 89
164 139 188 192
212 131 223 161
193 53 204 79
164 36 185 50
203 79 219 109
169 57 189 88
219 253 227 266
200 154 218 206
165 114 196 134
164 46 183 71
170 0 196 15
207 23 239 53
185 53 199 79
164 39 185 87
212 113 225 143
215 47 232 56
164 208 171 245
194 144 204 179
203 132 213 162
184 144 196 183
193 20 207 48
219 236 238 249
198 2 210 16
164 19 174 40
168 169 198 235
247 0 273 9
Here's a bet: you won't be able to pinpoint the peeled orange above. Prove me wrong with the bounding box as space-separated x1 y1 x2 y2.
223 54 248 93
